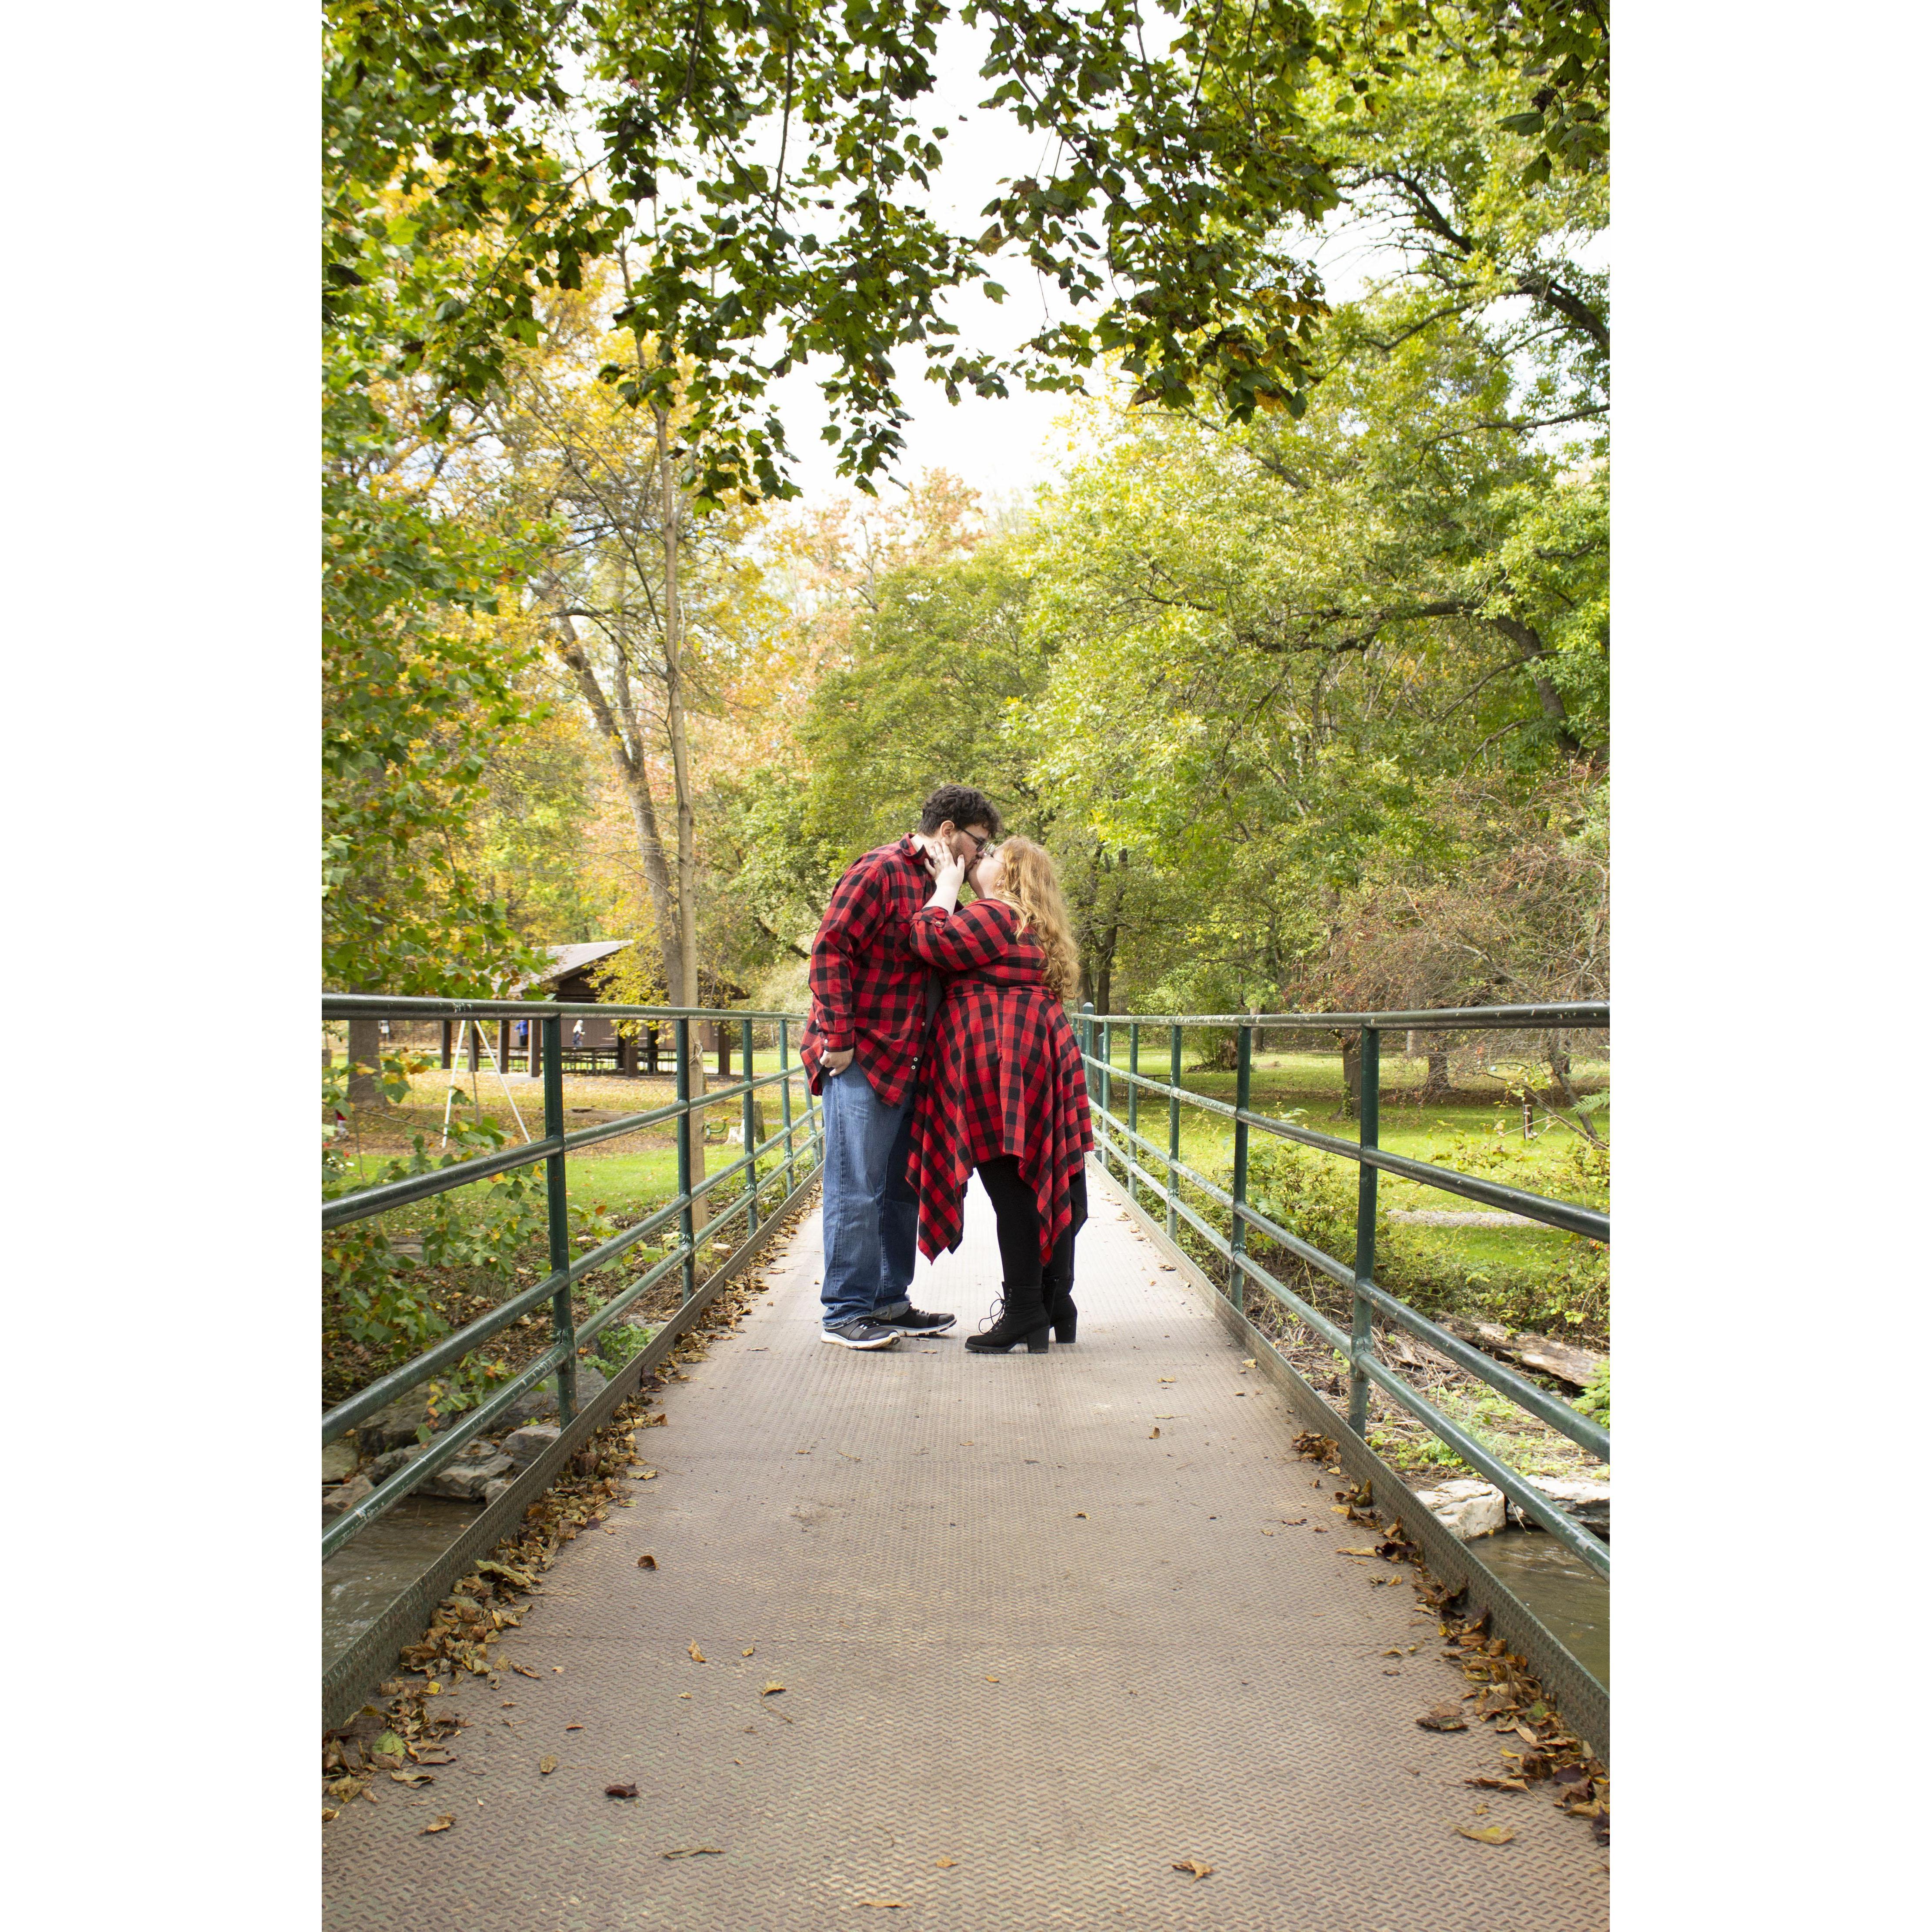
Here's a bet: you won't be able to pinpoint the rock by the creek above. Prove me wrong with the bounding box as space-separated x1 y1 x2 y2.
481 1477 515 1507
322 1472 375 1521
419 1453 514 1502
495 1359 610 1431
501 1425 563 1470
1415 1476 1505 1541
1515 1475 1611 1538
322 1440 359 1485
357 1392 437 1456
367 1444 430 1486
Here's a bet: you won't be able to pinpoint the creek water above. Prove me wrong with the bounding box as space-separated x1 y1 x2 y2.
323 1495 484 1674
1476 1528 1609 1686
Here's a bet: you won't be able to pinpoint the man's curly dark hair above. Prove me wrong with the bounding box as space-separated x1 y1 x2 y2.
918 784 1002 840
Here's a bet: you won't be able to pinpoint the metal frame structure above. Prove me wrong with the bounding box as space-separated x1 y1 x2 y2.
321 994 823 1562
1077 1001 1610 1577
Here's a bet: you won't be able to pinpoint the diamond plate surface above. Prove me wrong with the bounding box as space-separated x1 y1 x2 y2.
324 1165 1608 1931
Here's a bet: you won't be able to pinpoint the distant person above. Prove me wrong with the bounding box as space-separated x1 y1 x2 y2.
801 784 1003 1349
906 837 1092 1352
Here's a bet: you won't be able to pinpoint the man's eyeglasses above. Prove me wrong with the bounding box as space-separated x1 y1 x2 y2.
961 830 990 857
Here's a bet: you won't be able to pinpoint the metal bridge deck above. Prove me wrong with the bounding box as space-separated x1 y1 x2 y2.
322 1165 1608 1930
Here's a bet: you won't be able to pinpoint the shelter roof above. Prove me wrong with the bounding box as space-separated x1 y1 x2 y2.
514 940 631 993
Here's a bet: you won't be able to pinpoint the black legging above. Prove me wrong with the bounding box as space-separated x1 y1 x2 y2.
977 1157 1087 1290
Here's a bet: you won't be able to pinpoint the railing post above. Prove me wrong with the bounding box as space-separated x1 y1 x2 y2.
741 1015 759 1236
1230 1020 1251 1311
1349 1025 1380 1436
1099 1017 1114 1181
779 1017 794 1189
542 1012 577 1425
1080 1002 1095 1107
1167 1024 1181 1239
676 1016 696 1303
1127 1022 1141 1210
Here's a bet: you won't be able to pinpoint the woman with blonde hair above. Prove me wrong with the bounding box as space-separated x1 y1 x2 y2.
905 836 1094 1352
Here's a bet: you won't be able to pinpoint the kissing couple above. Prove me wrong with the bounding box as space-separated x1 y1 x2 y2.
799 784 1094 1354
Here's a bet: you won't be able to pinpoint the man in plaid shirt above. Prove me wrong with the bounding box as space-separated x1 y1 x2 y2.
802 783 1002 1348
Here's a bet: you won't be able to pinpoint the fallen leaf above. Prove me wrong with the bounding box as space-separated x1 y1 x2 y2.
389 1770 434 1787
1455 1824 1516 1845
637 1468 658 1479
539 1756 558 1775
1172 1859 1214 1879
511 1665 540 1679
1158 1377 1175 1383
1074 1511 1088 1518
422 1681 441 1695
1149 1428 1161 1439
637 1554 658 1570
1417 1705 1468 1732
552 1666 564 1673
321 1807 340 1823
688 1642 707 1663
761 1680 785 1696
420 1815 454 1835
372 1732 405 1761
742 1646 755 1657
984 1675 1000 1683
1466 1776 1528 1792
934 1857 957 1868
661 1846 724 1859
1241 1358 1256 1367
565 1724 584 1732
857 1902 908 1910
1160 1264 1175 1271
1341 1547 1378 1556
606 1783 639 1799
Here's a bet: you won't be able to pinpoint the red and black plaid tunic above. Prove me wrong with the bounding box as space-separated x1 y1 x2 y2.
800 836 934 1106
904 898 1094 1265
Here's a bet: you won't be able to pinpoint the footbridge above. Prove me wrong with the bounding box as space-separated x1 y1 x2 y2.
322 997 1609 1931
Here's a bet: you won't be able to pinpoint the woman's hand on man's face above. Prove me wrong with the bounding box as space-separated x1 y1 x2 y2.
928 840 968 895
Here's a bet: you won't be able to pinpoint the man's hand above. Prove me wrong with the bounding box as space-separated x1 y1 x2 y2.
821 1047 856 1075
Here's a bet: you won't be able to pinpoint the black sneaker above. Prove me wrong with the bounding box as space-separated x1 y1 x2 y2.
878 1305 957 1336
819 1317 902 1350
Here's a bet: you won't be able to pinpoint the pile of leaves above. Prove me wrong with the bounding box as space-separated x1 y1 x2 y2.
323 1217 796 1822
1427 1595 1609 1845
1290 1441 1609 1850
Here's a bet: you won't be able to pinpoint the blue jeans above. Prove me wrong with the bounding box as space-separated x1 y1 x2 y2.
818 1063 919 1328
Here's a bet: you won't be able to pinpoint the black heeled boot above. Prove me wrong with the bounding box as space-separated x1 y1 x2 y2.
1043 1266 1077 1345
964 1281 1052 1353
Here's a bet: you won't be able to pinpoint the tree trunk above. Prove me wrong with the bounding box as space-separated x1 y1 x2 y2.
659 401 706 1184
347 1017 383 1107
1423 1050 1452 1099
1335 1031 1361 1120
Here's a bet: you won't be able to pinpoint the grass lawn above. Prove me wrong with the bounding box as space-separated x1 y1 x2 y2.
328 1053 820 1222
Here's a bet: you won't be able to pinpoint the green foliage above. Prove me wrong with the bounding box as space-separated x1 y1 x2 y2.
322 1058 549 1406
1573 1358 1609 1427
1242 1139 1383 1279
324 2 1597 502
321 449 554 995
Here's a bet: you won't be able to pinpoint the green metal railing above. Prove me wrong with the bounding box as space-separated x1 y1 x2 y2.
1077 1001 1610 1577
321 995 823 1560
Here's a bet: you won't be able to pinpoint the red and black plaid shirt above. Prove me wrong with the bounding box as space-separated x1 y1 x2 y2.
903 898 1094 1265
799 836 934 1105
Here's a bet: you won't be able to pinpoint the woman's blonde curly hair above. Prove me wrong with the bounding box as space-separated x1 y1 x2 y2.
983 836 1081 1004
